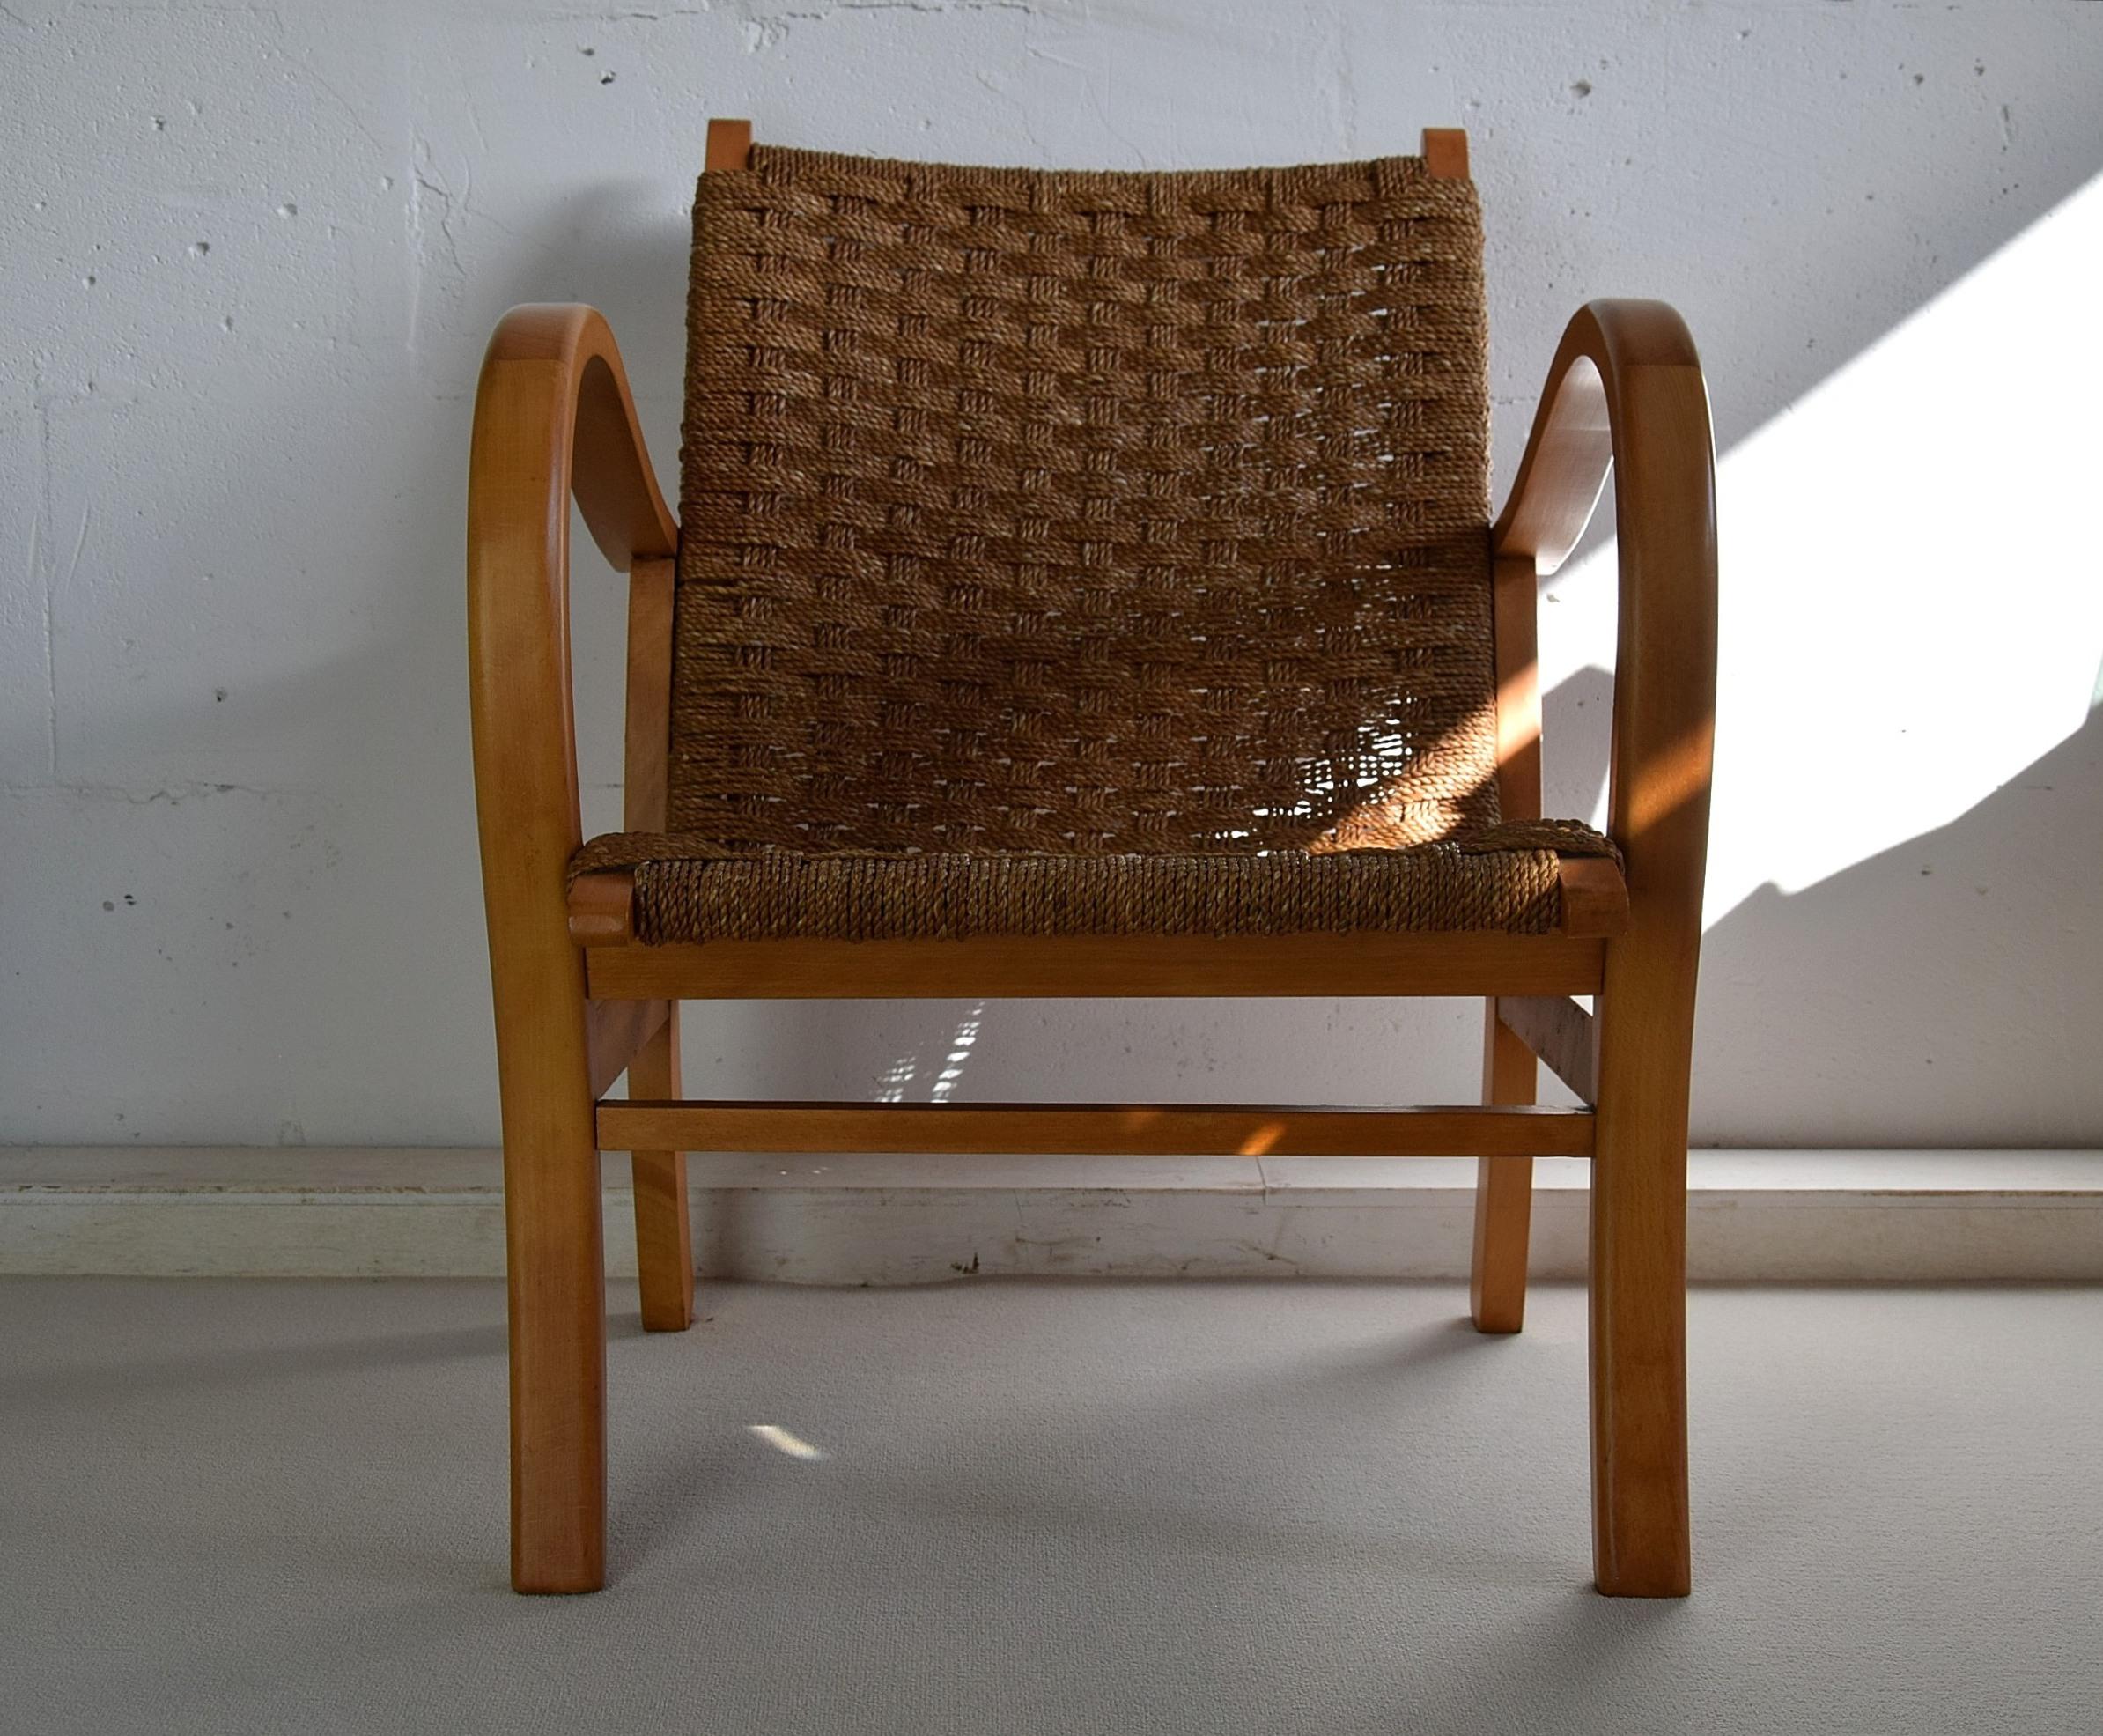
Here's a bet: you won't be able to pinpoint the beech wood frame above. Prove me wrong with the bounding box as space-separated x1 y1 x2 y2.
468 120 1716 1597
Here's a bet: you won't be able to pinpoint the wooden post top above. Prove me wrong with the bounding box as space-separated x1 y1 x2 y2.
1421 128 1470 178
705 118 752 171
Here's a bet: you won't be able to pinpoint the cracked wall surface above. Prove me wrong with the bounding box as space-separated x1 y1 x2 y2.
1 0 2100 1145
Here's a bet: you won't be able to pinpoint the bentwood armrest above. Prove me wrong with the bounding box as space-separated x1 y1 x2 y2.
469 300 675 886
469 301 674 939
1493 299 1708 573
1493 297 1716 877
472 304 677 576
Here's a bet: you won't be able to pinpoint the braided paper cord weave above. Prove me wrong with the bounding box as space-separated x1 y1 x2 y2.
571 826 1620 942
572 144 1618 942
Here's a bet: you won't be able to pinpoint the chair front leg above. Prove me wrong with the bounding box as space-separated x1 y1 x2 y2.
1587 929 1694 1597
493 980 609 1594
1470 1005 1537 1333
1486 304 1714 1597
471 306 675 1594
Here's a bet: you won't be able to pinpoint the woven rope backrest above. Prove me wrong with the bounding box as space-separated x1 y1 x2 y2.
671 144 1499 855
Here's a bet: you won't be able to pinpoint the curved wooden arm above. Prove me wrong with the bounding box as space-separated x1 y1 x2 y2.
1492 299 1705 574
469 299 673 889
468 303 675 1118
1492 299 1716 870
475 303 678 578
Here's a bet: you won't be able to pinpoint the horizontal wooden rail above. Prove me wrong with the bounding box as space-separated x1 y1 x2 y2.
595 1100 1596 1158
1496 994 1598 1103
583 932 1605 1001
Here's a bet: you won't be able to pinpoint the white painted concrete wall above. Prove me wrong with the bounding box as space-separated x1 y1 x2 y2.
4 1 2100 1148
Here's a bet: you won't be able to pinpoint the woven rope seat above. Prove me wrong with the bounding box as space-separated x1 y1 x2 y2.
571 144 1617 943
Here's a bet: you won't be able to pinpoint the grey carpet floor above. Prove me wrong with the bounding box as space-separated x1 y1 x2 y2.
1 1278 2097 1735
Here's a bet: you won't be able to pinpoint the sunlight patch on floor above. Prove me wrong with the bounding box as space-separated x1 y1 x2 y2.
746 1423 827 1461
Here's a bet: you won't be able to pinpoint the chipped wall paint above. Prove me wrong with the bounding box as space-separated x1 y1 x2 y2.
2 1 2099 1147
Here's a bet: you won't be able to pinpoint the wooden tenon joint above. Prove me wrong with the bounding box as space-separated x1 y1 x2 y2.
706 118 753 172
1420 129 1470 178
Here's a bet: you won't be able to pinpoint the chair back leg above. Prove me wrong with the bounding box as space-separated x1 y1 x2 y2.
630 1006 696 1332
1471 1007 1538 1332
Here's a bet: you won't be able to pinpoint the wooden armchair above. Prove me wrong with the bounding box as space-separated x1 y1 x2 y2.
468 122 1716 1596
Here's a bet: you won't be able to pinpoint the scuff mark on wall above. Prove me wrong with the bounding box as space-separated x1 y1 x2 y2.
1 779 289 807
738 0 1060 50
406 137 468 351
29 441 54 775
45 503 91 777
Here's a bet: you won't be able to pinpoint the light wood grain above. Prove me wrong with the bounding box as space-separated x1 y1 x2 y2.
623 558 675 836
469 302 675 1593
706 117 752 171
627 1006 693 1332
584 995 668 1100
1496 301 1716 1598
621 548 690 1331
1471 1018 1538 1333
1490 553 1542 822
1492 299 1701 574
583 931 1606 1001
1473 545 1545 1334
1558 856 1630 938
1497 994 1598 1103
1421 128 1470 179
598 1100 1595 1159
567 872 635 948
602 119 730 1342
1589 358 1712 1599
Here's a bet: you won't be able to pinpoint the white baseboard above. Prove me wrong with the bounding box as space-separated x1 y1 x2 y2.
2 1148 2099 1283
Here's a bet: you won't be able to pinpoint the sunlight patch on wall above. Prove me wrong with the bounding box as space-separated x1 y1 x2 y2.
1535 169 2103 920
